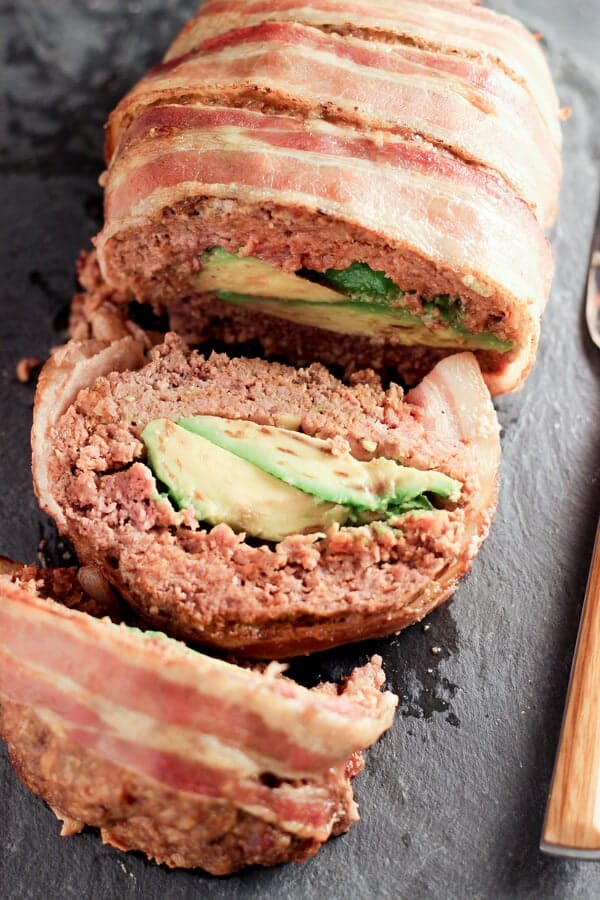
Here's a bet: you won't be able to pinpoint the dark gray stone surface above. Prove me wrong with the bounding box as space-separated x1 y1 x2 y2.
1 1 599 897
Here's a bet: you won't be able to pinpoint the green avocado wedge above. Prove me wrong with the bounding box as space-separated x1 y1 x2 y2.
193 247 346 303
141 419 348 542
192 249 514 353
214 293 513 352
177 416 461 512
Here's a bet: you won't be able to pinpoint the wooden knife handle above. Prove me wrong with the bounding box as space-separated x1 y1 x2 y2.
541 518 600 857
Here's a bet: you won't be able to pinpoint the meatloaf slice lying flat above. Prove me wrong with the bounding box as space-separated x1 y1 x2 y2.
0 568 395 874
33 332 499 658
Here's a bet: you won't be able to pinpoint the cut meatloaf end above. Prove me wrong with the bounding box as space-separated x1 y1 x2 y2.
0 568 396 874
33 332 500 658
96 102 554 396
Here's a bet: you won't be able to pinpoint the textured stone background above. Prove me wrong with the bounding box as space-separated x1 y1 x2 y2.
1 1 599 897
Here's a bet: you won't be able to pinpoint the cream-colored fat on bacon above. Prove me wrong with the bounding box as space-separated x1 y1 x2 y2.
106 21 559 226
0 576 396 849
164 0 561 151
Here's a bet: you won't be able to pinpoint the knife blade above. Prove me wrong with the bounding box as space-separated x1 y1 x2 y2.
541 206 600 857
541 520 600 858
586 204 600 349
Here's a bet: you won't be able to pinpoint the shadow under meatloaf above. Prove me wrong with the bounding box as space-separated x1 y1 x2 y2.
34 327 500 658
0 567 396 874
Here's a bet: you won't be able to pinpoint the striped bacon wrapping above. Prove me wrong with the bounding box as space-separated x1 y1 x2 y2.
106 21 559 226
165 0 561 151
0 574 396 867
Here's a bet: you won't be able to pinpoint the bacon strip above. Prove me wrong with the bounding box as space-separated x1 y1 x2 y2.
406 351 500 581
107 21 559 225
98 104 552 321
164 0 561 150
58 723 339 834
0 578 395 834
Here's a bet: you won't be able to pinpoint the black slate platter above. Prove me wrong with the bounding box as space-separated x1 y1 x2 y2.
1 1 600 897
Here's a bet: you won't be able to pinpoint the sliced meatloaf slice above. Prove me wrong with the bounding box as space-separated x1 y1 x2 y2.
33 333 500 658
0 568 395 873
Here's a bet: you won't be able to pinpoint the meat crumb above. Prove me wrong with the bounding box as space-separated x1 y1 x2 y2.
16 356 42 383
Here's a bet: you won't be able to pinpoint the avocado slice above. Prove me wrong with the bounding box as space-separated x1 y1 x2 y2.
193 247 346 303
141 419 348 541
191 249 513 352
177 416 461 511
213 293 513 352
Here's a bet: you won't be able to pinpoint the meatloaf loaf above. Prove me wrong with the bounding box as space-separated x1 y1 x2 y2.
32 332 500 658
94 0 561 395
0 566 395 873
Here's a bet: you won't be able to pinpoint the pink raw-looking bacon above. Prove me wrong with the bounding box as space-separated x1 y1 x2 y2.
0 576 396 842
163 0 561 150
106 21 559 225
98 104 552 328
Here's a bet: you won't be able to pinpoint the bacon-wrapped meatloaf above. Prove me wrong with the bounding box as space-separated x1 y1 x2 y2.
94 0 561 394
0 567 395 873
33 333 499 658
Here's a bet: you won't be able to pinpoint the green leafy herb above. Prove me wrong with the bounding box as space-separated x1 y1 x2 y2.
322 262 401 303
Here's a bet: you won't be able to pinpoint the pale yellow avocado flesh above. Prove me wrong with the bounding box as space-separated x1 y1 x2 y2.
177 415 461 510
192 250 346 303
142 419 348 541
